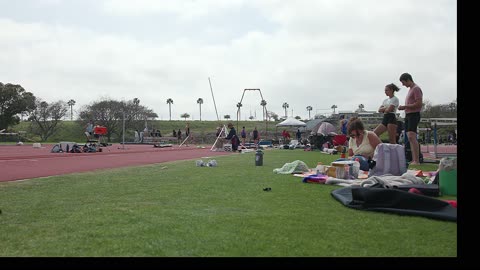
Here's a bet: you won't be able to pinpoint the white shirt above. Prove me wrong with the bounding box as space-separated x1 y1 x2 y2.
381 96 399 114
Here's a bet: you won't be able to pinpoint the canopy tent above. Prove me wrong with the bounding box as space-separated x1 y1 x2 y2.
311 121 337 135
300 119 322 132
276 118 306 127
275 118 306 142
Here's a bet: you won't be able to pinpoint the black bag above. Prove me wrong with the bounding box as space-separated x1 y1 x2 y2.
405 142 424 163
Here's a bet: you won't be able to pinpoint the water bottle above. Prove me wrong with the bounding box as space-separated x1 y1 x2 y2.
352 159 360 178
344 164 350 179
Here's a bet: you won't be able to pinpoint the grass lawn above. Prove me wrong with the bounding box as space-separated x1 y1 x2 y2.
0 149 456 257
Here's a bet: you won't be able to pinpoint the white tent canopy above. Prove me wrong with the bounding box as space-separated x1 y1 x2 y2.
276 117 306 127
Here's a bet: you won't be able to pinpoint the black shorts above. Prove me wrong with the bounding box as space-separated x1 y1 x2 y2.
381 113 397 126
405 112 421 132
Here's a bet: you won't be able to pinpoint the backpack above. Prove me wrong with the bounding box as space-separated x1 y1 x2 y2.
50 144 63 153
369 143 407 177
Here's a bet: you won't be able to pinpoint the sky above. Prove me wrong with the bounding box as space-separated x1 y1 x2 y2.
0 0 457 121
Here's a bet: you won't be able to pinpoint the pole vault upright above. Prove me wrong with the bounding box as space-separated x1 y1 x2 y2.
209 77 220 121
208 77 228 151
236 89 268 138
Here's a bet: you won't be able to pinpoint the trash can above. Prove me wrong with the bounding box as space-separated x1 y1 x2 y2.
439 157 457 196
255 149 264 166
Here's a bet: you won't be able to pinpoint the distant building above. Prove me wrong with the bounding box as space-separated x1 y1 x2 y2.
332 111 402 128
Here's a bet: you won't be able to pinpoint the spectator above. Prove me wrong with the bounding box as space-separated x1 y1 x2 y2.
253 127 259 146
339 115 348 136
213 125 224 151
134 129 140 143
177 129 182 144
398 72 423 165
336 117 382 171
373 83 400 144
225 123 239 152
241 126 247 145
184 122 190 146
85 120 94 140
143 126 149 138
282 129 291 144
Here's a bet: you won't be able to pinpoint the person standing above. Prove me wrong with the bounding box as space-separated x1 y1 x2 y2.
85 120 94 140
252 127 259 147
172 129 177 138
184 122 190 146
134 129 140 143
296 129 302 141
213 125 223 151
240 126 247 146
143 126 149 138
373 83 400 144
225 123 239 152
339 115 348 136
177 129 182 144
398 73 423 165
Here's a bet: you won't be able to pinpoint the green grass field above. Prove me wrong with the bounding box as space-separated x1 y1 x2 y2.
0 149 456 257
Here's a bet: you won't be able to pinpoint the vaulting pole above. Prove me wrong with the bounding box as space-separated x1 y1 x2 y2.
209 77 220 121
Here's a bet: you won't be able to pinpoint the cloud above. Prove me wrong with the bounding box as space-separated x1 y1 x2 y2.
0 0 457 121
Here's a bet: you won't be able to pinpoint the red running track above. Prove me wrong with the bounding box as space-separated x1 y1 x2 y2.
0 144 232 182
0 143 456 182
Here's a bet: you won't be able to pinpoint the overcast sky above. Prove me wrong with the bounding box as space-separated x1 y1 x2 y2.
0 0 457 121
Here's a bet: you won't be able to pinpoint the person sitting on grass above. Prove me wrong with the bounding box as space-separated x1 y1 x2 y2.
335 117 382 171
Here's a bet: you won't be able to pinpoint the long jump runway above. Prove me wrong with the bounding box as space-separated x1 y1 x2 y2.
0 144 231 182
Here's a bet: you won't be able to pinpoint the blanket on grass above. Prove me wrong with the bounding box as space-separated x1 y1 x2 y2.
331 186 456 222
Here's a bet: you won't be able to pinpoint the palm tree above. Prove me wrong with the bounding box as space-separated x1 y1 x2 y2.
197 98 204 121
166 98 173 121
331 104 337 114
133 98 140 106
282 102 289 118
236 102 242 120
67 99 76 121
180 113 190 121
260 99 267 121
306 105 313 119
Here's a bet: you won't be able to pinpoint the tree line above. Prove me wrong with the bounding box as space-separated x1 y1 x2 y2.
1 81 457 142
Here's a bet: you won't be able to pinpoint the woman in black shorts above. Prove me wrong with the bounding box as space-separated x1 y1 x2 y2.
373 83 400 144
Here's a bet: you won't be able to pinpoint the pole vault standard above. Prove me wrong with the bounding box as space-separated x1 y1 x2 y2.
179 135 189 147
236 88 268 137
209 77 220 121
208 77 228 151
